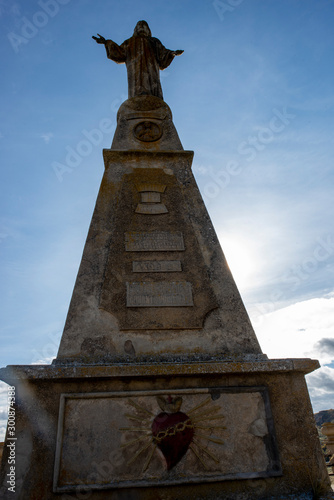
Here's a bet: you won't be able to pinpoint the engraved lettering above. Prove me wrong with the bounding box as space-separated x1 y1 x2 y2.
125 232 185 251
132 260 182 273
126 281 193 307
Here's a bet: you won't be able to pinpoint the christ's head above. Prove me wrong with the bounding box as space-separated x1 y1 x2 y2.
134 20 151 37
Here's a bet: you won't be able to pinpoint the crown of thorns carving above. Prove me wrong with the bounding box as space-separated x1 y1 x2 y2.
153 418 194 443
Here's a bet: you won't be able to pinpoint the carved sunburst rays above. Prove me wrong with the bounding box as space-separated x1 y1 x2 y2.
119 395 226 472
119 399 155 469
188 396 226 471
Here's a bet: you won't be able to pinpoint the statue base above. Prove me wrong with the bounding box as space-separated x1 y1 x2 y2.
0 358 332 499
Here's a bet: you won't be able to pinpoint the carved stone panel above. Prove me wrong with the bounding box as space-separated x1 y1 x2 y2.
132 260 182 273
99 167 218 330
125 231 185 252
135 183 168 214
126 281 193 307
141 192 161 203
53 387 281 493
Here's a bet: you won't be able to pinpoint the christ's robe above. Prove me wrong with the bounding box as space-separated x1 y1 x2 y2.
104 35 176 100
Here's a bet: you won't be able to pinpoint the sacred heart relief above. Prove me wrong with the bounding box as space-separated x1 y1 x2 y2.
120 394 226 472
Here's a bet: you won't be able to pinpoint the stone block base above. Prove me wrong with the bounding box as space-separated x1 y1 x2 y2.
0 359 332 499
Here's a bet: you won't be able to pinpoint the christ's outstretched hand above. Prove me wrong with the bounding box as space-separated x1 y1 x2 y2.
92 34 106 45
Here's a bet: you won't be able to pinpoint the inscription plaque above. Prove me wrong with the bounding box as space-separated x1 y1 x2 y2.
126 281 193 307
132 260 182 272
125 231 185 252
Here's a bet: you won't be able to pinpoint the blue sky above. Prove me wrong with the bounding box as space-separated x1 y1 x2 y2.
1 0 334 437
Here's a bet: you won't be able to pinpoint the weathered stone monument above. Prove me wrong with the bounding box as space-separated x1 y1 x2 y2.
0 20 332 499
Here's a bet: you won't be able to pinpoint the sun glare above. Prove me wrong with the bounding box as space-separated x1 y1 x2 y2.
218 235 256 290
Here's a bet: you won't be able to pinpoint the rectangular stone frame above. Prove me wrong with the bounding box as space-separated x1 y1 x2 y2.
53 386 281 493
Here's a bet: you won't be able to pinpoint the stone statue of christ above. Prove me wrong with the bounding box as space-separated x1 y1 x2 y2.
93 20 183 100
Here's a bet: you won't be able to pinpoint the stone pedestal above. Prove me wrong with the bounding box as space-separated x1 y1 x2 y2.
0 96 331 498
0 359 330 499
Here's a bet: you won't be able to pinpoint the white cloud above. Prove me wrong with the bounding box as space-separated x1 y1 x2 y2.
40 133 53 144
253 295 334 413
31 355 55 366
307 365 334 413
254 294 334 363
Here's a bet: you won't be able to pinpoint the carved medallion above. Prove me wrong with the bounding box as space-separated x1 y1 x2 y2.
133 121 162 142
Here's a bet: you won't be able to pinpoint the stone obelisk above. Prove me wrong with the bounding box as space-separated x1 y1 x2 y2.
0 21 331 499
